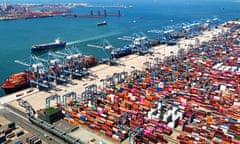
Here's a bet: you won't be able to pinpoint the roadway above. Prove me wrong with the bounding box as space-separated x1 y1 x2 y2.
0 104 65 144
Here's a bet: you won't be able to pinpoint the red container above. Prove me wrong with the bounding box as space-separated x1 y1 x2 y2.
105 130 113 137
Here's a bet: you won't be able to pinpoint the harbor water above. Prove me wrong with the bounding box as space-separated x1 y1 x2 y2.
0 0 240 96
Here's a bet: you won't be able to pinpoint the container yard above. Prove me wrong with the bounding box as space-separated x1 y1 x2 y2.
1 19 240 144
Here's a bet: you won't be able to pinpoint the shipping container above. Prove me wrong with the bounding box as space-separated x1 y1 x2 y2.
13 140 22 144
8 121 16 129
6 132 15 138
16 130 24 137
0 134 6 143
60 22 240 143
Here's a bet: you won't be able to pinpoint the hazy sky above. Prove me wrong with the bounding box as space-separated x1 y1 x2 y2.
0 0 232 3
0 0 236 5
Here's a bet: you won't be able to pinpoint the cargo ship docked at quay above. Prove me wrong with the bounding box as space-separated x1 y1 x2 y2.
1 71 30 94
31 39 67 52
2 18 220 95
1 33 152 95
1 54 98 95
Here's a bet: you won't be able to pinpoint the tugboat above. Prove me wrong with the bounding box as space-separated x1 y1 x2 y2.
32 38 66 52
97 20 107 26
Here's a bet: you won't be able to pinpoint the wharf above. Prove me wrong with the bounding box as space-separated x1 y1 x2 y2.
1 21 239 144
1 28 218 109
0 26 224 144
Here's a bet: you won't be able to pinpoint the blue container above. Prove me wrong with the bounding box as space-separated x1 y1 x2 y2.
115 132 121 137
118 87 124 93
80 115 86 121
89 124 95 129
0 134 6 143
13 140 21 144
64 113 71 118
156 87 162 92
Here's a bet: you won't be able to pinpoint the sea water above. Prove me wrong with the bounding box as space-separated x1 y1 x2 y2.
0 0 240 96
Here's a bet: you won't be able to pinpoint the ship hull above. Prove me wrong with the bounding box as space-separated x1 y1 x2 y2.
2 83 30 95
1 55 97 95
31 42 66 52
97 21 107 26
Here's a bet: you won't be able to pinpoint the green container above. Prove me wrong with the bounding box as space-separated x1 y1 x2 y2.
100 129 106 134
8 121 15 129
234 133 240 140
92 106 97 111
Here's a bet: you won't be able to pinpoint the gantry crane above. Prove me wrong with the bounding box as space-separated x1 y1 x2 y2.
88 39 120 65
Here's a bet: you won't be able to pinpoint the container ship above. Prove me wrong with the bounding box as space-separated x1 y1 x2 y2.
1 71 30 94
1 54 98 94
31 39 66 52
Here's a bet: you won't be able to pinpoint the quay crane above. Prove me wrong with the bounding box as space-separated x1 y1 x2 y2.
52 46 90 83
29 55 51 89
133 32 152 54
13 46 97 94
14 48 85 91
88 39 120 65
47 52 69 85
60 47 94 76
118 32 152 55
48 48 87 82
15 55 51 89
147 18 221 47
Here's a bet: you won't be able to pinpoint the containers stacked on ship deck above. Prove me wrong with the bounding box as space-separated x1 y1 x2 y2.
26 48 98 90
58 21 240 143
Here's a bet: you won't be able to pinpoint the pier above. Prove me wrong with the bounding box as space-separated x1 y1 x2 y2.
1 20 240 144
63 10 121 18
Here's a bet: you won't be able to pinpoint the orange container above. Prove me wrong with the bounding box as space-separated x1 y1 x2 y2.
122 90 128 97
120 103 126 108
232 139 240 144
124 96 129 101
78 120 85 125
133 103 139 109
106 120 114 126
144 100 151 107
146 95 153 101
69 120 78 125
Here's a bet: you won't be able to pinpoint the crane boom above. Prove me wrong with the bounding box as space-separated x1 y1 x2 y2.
14 60 30 67
87 44 104 49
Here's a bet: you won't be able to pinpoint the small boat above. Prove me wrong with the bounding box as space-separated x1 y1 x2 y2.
32 38 66 52
97 20 107 26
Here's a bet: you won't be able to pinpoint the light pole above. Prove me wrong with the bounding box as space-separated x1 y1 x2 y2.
122 63 126 72
164 46 166 57
121 58 126 72
100 79 104 89
130 66 136 81
148 56 153 69
80 83 88 104
155 52 161 64
93 74 98 85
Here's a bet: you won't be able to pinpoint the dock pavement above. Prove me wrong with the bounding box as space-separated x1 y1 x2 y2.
0 26 227 112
